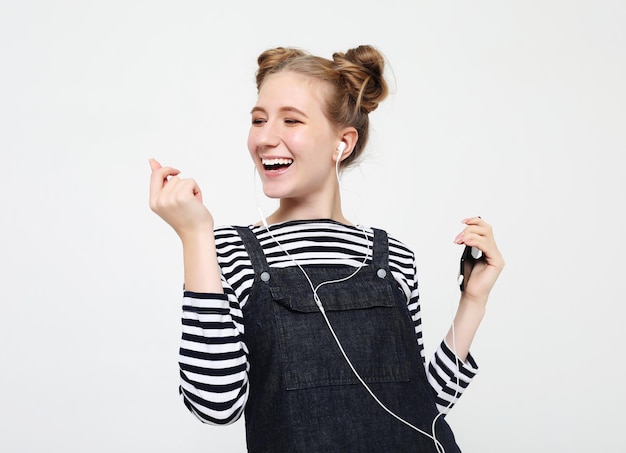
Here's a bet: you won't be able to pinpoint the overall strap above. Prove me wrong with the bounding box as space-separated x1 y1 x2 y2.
371 228 390 270
233 226 270 275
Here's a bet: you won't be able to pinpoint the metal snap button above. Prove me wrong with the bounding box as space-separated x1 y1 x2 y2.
377 268 387 279
260 271 271 282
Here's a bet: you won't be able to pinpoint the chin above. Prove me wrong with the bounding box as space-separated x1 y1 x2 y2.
261 185 288 200
260 179 297 199
262 191 282 200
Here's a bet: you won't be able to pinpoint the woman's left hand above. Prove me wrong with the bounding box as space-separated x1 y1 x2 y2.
454 217 505 304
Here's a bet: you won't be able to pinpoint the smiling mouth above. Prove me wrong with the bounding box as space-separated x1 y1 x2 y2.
262 158 293 171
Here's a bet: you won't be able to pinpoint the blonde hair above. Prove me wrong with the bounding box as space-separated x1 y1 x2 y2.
255 45 389 168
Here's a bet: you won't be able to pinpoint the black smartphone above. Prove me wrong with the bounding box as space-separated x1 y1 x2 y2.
458 246 483 291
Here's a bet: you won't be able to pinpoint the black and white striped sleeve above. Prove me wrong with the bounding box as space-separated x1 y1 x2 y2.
179 285 249 425
177 226 256 425
427 340 478 415
398 245 480 414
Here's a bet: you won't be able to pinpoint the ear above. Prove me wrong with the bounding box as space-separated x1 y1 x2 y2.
333 127 358 163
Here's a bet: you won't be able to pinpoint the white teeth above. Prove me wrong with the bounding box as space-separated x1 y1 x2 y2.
262 158 293 166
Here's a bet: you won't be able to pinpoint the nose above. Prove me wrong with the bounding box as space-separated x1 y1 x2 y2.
249 119 281 150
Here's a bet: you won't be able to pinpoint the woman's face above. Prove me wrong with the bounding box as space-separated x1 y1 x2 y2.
248 71 342 201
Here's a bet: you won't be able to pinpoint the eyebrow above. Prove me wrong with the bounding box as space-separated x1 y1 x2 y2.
250 106 309 118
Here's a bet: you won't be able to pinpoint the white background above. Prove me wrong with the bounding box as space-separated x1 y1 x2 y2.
1 1 624 452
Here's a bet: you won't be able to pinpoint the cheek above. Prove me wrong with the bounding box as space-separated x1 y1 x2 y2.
284 130 310 155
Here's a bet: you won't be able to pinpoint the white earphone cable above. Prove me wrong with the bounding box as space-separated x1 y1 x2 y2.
252 157 462 453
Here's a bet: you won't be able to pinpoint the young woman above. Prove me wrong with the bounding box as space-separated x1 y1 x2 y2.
149 45 504 452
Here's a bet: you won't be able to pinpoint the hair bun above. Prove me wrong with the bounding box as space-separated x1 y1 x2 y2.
332 45 388 113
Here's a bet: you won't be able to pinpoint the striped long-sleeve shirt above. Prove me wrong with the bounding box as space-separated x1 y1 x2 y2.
179 219 479 425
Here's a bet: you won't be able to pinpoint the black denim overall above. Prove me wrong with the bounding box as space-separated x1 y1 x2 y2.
235 226 461 453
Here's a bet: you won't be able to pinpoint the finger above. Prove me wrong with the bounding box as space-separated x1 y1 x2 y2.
149 158 162 171
457 233 485 249
459 232 502 268
462 216 484 226
190 180 203 200
149 158 180 180
454 224 483 244
174 178 202 202
458 217 492 240
453 230 485 247
149 166 181 205
454 225 492 248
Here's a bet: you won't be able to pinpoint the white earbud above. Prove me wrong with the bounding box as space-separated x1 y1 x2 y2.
336 141 347 160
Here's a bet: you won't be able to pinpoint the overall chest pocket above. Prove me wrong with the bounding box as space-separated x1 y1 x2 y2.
270 270 411 391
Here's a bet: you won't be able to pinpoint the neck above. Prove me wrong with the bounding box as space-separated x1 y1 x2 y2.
263 191 351 226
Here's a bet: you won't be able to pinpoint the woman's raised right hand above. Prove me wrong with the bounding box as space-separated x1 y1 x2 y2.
148 158 214 238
